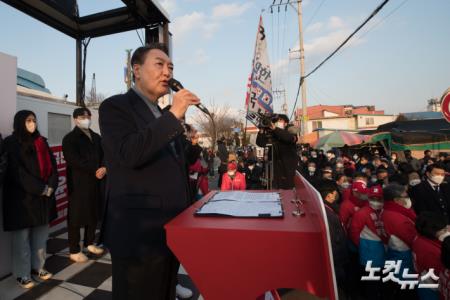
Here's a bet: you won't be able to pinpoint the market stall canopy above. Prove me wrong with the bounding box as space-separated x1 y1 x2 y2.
377 118 449 133
313 131 368 151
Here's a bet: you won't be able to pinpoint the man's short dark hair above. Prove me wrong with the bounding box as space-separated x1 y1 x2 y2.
318 181 337 200
416 211 447 239
131 43 169 66
73 107 91 118
353 172 368 179
426 162 446 173
383 183 406 201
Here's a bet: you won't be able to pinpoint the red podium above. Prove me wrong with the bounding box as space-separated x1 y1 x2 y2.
165 173 337 300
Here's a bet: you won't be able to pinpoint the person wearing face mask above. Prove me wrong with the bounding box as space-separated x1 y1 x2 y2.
408 172 421 187
326 150 337 165
334 159 345 175
221 162 246 191
244 158 263 190
339 172 371 232
410 163 450 224
62 108 106 263
349 186 387 300
317 182 351 299
256 114 298 189
412 212 448 300
2 110 58 289
381 183 418 299
302 161 320 188
374 166 389 187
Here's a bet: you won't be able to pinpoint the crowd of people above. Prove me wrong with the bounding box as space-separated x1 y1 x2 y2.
297 146 450 300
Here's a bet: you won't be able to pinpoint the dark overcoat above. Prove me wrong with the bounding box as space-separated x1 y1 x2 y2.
62 126 103 226
99 89 190 258
256 128 298 189
2 135 58 231
410 180 450 224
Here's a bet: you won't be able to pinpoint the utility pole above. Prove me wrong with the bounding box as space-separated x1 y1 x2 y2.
273 89 288 115
297 0 308 136
90 73 96 104
125 49 133 90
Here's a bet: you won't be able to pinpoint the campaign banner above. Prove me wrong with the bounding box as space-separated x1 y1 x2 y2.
246 15 273 115
50 145 68 227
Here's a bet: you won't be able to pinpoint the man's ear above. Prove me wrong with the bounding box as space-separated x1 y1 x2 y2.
132 64 140 81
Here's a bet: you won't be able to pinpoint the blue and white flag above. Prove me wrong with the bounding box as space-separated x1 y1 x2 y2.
246 16 273 116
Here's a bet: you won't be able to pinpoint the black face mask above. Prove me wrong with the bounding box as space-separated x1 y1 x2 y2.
328 201 340 213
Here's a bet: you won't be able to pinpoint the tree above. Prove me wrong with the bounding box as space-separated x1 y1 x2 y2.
192 102 243 150
395 114 409 122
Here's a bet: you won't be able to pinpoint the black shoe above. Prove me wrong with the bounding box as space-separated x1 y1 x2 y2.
17 277 35 289
31 269 52 281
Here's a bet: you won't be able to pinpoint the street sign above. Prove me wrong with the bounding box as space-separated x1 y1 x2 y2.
441 88 450 123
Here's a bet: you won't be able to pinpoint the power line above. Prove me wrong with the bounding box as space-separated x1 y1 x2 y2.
289 0 391 120
304 0 326 29
136 29 144 46
351 0 410 45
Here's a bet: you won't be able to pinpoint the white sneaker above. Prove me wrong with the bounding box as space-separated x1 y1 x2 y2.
87 245 104 255
176 284 193 299
70 252 88 263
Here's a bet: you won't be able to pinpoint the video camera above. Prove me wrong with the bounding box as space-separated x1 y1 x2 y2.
246 112 280 129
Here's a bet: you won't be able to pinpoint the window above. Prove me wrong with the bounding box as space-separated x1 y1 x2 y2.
365 117 374 126
312 121 322 130
48 112 71 145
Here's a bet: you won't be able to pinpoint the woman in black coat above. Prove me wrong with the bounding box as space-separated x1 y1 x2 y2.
2 110 58 289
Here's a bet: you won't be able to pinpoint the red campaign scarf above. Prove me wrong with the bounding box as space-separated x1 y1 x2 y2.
383 201 417 222
34 136 52 182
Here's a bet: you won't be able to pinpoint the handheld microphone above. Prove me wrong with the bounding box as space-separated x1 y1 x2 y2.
168 78 211 116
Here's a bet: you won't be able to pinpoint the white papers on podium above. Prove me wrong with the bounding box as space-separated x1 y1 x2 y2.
195 191 283 218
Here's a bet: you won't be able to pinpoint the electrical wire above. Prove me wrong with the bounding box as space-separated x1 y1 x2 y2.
136 29 144 46
289 0 391 120
305 0 327 29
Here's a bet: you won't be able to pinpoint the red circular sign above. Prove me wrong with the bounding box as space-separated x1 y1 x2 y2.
442 90 450 123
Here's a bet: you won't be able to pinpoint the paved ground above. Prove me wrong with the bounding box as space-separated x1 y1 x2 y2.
0 169 220 300
0 228 201 300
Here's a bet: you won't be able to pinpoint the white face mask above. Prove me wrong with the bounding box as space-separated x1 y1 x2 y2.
371 177 378 183
77 119 91 129
341 182 350 189
429 175 444 185
227 171 236 177
311 152 317 158
276 122 285 129
26 122 36 134
409 179 421 186
248 165 254 170
353 155 358 160
403 197 412 209
308 166 316 173
369 200 383 210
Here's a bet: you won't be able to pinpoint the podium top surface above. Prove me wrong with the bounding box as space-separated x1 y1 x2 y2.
166 188 325 234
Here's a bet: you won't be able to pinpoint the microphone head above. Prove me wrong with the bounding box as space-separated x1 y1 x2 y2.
168 78 184 92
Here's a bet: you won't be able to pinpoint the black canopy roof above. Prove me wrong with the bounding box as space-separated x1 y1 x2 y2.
2 0 169 39
377 118 450 133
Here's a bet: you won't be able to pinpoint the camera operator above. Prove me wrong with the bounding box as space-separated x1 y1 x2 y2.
256 114 298 189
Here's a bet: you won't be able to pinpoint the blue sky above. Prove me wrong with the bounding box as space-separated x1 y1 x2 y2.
1 0 449 117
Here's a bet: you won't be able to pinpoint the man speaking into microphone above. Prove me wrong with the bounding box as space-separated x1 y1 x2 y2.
99 43 200 300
